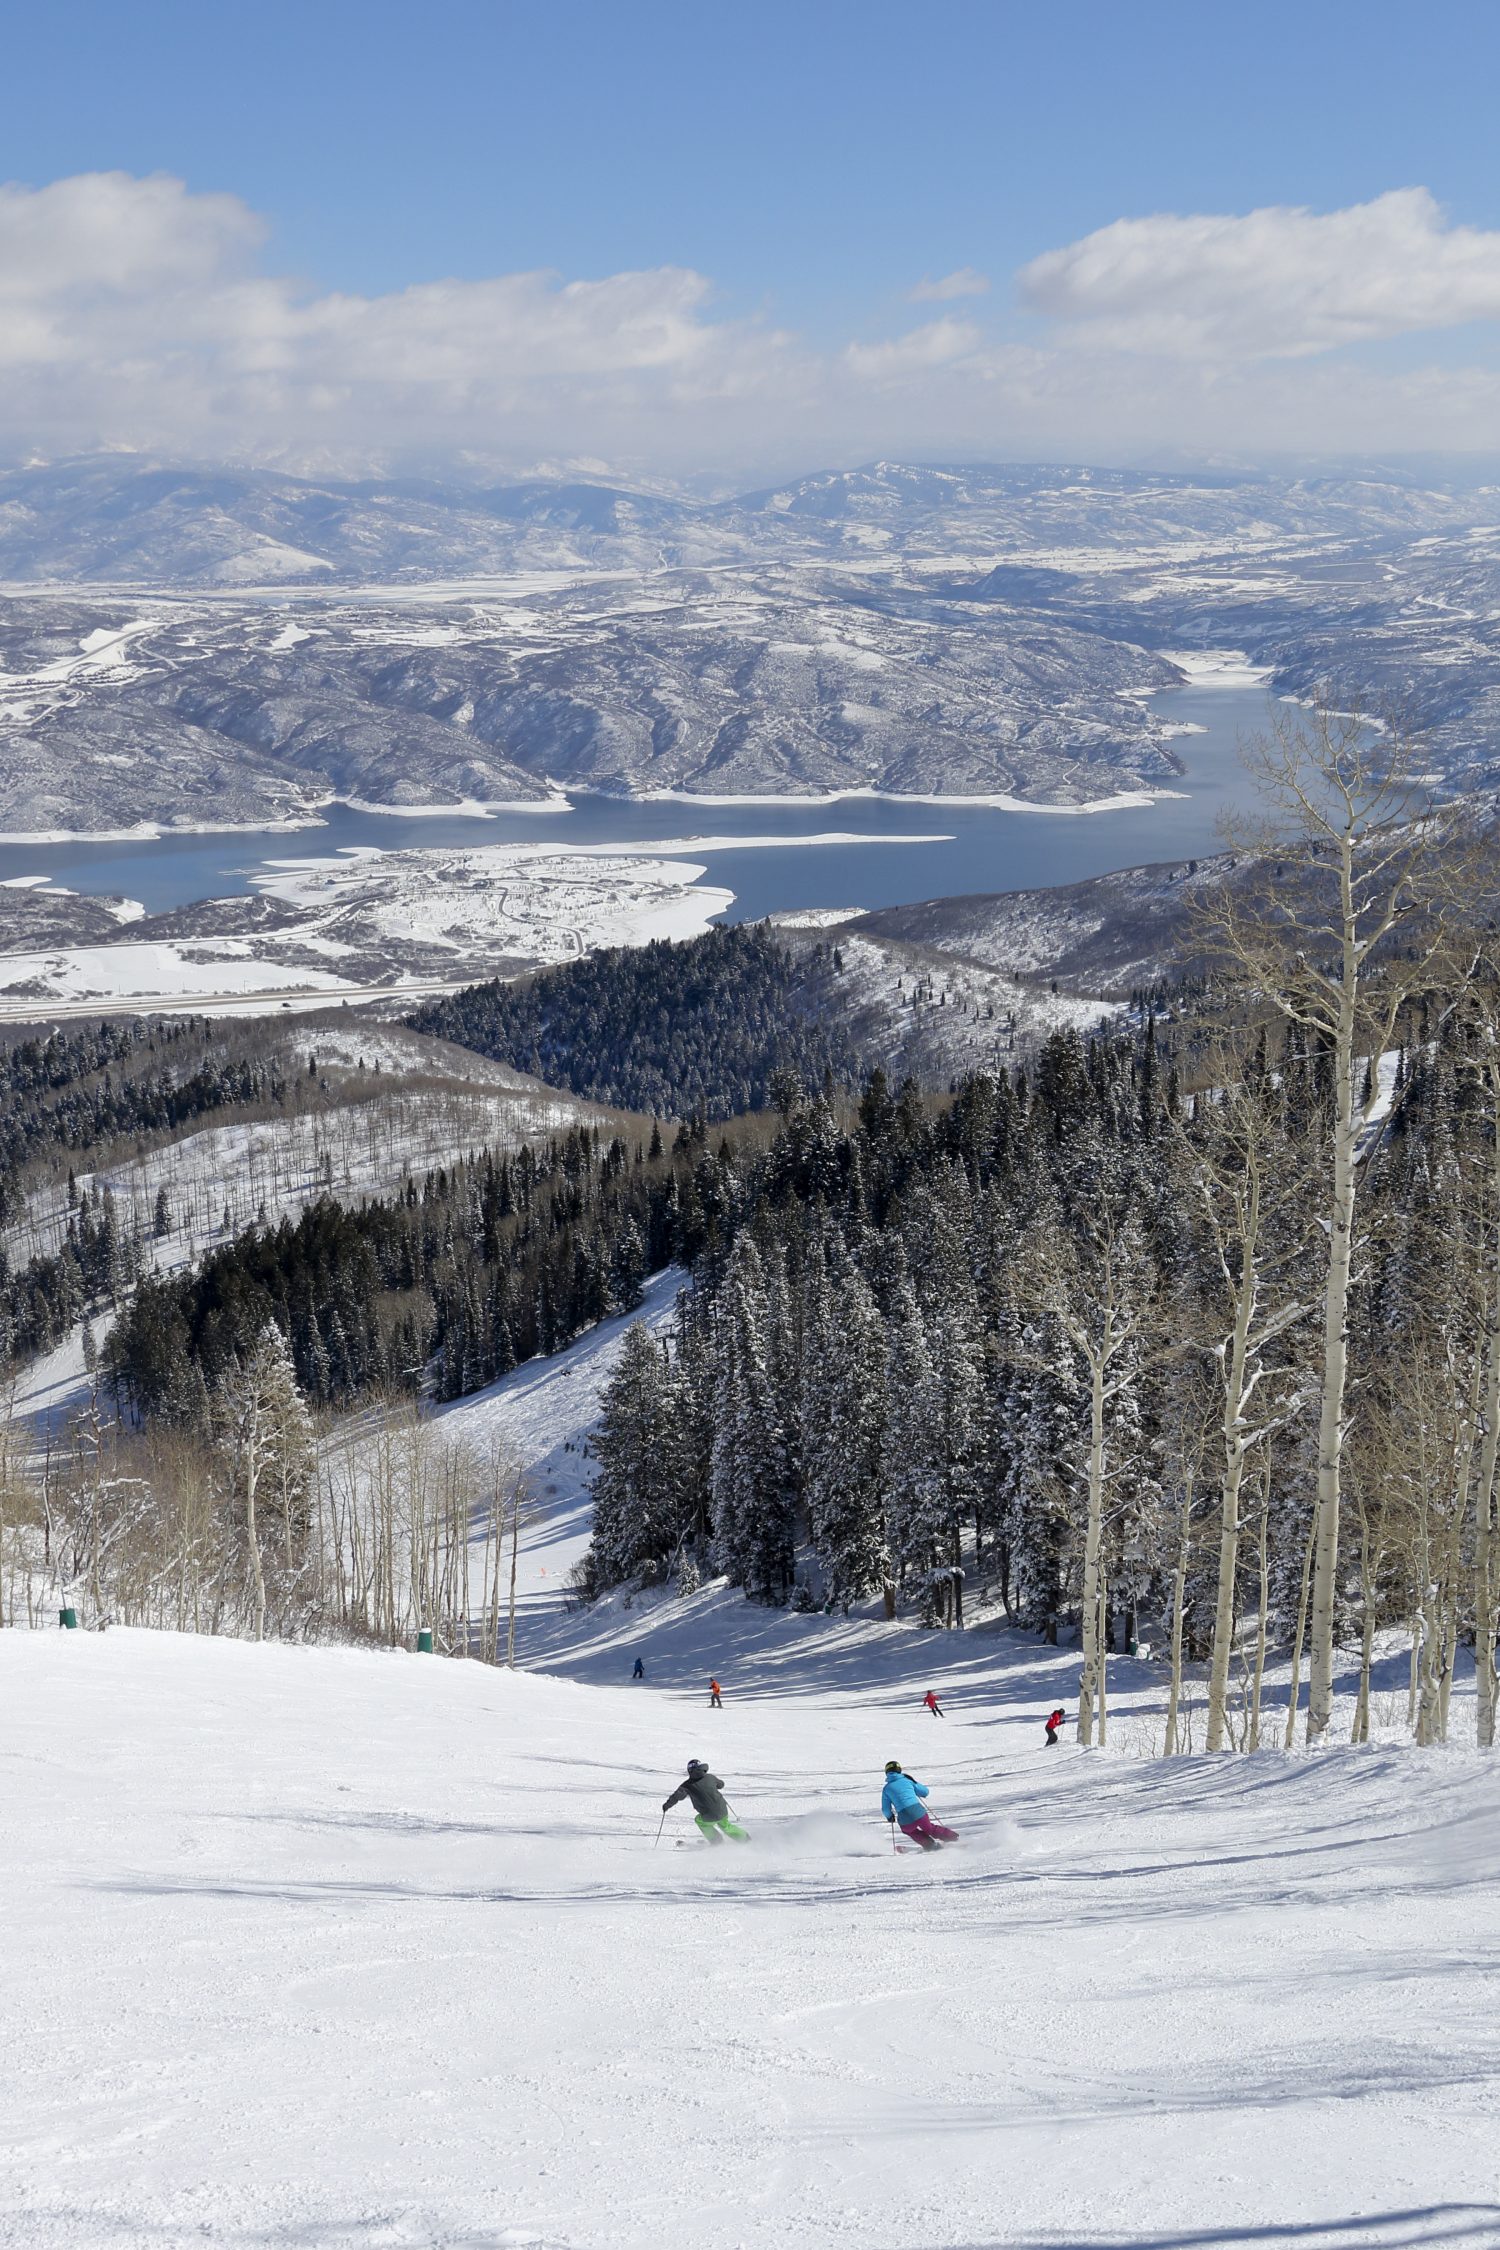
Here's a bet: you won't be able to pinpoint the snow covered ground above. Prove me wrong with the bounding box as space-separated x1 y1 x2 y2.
6 1604 1499 2250
0 839 736 1019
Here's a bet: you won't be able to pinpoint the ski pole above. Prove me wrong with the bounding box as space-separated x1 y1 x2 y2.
655 1809 667 1848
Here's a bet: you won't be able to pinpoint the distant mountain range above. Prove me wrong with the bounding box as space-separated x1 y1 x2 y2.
1 455 1491 588
0 457 1495 834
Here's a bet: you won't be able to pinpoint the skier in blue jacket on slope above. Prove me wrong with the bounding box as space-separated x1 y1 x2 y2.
881 1761 958 1850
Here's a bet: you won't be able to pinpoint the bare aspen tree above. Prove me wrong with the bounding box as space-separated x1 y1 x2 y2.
1379 1342 1474 1746
1026 1204 1165 1747
217 1325 314 1641
1213 693 1463 1742
1162 1382 1214 1757
1176 1059 1313 1751
1451 954 1500 1746
1246 1483 1271 1750
505 1471 524 1668
1281 1478 1320 1745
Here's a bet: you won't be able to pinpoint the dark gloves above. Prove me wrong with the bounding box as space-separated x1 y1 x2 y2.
662 1799 672 1813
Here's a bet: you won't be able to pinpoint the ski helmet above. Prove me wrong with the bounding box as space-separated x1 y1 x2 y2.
687 1759 707 1775
884 1761 902 1775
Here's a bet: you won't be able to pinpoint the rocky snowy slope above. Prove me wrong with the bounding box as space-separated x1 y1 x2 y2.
775 913 1120 1074
0 575 1183 834
5 1613 1498 2250
853 856 1226 996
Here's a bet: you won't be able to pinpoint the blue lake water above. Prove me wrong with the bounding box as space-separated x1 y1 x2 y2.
0 683 1275 924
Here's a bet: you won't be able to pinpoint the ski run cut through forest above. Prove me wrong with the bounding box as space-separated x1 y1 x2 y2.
6 704 1500 2245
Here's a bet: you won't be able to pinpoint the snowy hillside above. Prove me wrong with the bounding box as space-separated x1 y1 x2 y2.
5 1619 1499 2249
5 458 1499 836
410 1266 685 1618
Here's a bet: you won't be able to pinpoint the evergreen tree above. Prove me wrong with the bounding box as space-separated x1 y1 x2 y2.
589 1325 691 1585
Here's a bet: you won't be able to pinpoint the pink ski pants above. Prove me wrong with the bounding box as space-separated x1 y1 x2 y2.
900 1814 958 1847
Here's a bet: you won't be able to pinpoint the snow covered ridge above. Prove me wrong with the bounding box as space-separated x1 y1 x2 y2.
0 574 1190 837
4 455 1500 834
4 1624 1499 2248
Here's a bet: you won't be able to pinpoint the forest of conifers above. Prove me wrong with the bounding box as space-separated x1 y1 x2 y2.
5 706 1500 1757
410 924 861 1117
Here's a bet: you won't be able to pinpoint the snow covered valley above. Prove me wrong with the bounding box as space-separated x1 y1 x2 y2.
5 1617 1499 2250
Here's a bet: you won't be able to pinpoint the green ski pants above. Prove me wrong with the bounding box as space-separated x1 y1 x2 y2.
695 1814 749 1843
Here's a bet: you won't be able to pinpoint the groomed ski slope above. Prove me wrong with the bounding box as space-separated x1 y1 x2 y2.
5 1618 1500 2250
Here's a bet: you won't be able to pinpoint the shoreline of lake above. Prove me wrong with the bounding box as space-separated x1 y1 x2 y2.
0 676 1275 930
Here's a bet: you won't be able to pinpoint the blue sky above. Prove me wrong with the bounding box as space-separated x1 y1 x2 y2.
6 1 1500 476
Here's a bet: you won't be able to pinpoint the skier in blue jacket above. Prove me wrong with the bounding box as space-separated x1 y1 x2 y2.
881 1761 958 1850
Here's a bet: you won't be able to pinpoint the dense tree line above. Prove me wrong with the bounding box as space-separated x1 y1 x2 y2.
0 1015 288 1223
586 971 1500 1750
582 707 1494 1754
0 1179 145 1363
104 1119 738 1419
409 924 861 1118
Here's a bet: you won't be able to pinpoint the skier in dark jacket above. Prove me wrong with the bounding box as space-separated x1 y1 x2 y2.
1044 1706 1066 1746
632 1657 645 1680
662 1759 749 1844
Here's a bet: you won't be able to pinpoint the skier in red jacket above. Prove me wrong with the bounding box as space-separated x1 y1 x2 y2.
922 1689 945 1718
1044 1706 1066 1746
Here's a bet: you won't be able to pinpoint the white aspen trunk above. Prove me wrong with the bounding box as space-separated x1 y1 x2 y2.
1163 1477 1195 1756
1206 1300 1254 1751
1097 1557 1110 1746
1474 1219 1500 1746
1478 1472 1498 1750
1438 1602 1458 1742
1076 1353 1108 1747
1283 1507 1318 1751
1307 941 1360 1744
505 1480 521 1669
1416 1572 1445 1746
488 1505 503 1664
244 1441 267 1643
1350 1527 1374 1746
1248 1500 1270 1751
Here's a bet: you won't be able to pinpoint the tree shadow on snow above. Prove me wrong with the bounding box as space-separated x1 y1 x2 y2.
930 2209 1500 2250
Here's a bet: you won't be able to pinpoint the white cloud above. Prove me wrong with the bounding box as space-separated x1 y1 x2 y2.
1018 187 1500 360
0 171 798 463
845 318 982 382
908 267 989 303
4 171 1500 477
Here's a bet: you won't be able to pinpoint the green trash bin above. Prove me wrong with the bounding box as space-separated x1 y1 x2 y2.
416 1629 434 1654
59 1607 78 1629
